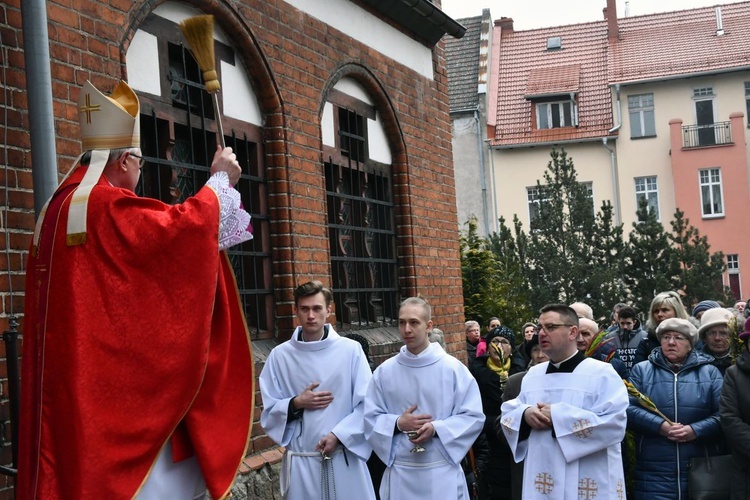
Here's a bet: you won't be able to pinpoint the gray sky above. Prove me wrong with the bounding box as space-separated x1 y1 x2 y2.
441 0 746 30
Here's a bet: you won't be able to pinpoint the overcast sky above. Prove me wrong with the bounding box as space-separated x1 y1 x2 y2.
441 0 746 30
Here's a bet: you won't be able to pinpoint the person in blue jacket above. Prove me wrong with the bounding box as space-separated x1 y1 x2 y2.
628 318 725 499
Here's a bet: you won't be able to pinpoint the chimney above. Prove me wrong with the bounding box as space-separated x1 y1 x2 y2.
716 6 725 36
605 0 619 42
496 17 514 35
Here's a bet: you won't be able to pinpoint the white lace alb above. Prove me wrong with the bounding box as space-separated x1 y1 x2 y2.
206 172 253 250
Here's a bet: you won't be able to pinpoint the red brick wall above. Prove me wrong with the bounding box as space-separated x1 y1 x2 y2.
0 0 465 494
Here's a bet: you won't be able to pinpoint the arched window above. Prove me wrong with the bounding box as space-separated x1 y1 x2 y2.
322 79 399 329
126 5 273 338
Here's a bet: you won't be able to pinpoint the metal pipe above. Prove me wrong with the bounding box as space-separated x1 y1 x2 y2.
21 0 58 217
3 316 19 473
602 138 621 225
475 109 489 236
602 84 623 225
485 138 499 233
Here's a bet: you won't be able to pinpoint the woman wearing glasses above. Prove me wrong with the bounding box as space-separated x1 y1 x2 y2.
628 318 725 499
633 291 694 365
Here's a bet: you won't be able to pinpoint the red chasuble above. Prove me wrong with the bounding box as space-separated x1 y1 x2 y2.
18 167 254 499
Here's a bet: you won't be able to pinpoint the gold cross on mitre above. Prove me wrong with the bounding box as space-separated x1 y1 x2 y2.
79 93 101 124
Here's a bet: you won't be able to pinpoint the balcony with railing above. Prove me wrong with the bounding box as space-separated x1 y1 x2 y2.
681 121 732 148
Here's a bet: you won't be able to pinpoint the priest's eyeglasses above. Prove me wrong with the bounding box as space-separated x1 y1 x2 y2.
534 323 574 334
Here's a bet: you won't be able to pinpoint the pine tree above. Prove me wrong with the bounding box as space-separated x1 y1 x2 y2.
460 216 505 325
587 200 627 320
461 216 533 331
523 149 606 315
669 209 730 308
487 216 534 328
625 198 679 315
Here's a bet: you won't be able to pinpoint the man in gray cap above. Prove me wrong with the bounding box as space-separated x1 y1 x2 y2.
691 300 721 320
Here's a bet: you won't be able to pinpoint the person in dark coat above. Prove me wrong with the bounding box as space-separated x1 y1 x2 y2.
472 328 514 499
720 316 750 499
345 333 384 497
510 322 535 375
628 318 725 499
577 317 627 379
494 334 548 500
603 306 647 378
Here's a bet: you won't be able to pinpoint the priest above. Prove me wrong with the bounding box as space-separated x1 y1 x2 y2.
364 297 485 499
19 80 254 499
500 304 628 499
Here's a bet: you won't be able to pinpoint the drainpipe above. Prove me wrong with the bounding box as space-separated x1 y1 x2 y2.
602 83 622 225
485 138 498 233
21 0 58 217
475 109 490 236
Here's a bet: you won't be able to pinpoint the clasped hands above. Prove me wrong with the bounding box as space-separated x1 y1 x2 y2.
397 404 435 444
523 402 553 430
659 421 696 443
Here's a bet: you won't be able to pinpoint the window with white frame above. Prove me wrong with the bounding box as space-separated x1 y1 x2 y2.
582 181 595 216
536 100 575 129
527 186 547 224
635 176 659 221
727 254 741 299
728 254 739 274
628 94 656 138
699 168 724 217
745 82 750 126
693 87 715 98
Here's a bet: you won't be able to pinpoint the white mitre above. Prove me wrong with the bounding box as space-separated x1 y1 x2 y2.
33 80 141 249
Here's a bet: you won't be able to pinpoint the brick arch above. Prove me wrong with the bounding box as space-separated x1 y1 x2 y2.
122 1 282 118
120 0 297 310
320 63 417 294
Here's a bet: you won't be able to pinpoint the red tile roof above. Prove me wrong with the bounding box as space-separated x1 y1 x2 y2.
610 2 750 84
489 1 750 147
525 64 581 97
492 21 612 146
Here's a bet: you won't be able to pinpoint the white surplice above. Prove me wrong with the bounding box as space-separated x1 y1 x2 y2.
259 326 375 500
501 357 628 499
364 342 485 500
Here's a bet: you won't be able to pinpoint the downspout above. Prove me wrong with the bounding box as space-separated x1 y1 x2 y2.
21 0 58 217
602 83 622 225
485 138 498 233
475 109 490 235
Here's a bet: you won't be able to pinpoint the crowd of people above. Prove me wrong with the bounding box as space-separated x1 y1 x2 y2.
257 284 750 499
23 79 749 500
464 293 750 500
